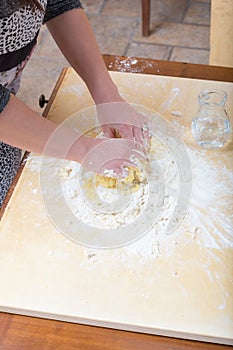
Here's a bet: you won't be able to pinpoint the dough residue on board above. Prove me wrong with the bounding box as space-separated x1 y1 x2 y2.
58 135 179 232
60 161 151 230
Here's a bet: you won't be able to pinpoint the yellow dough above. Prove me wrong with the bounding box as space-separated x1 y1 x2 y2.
95 166 144 193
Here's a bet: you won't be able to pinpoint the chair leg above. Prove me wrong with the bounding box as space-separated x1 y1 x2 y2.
142 0 150 37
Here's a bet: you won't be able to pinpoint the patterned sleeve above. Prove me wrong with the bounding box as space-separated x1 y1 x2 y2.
44 0 83 23
0 85 10 113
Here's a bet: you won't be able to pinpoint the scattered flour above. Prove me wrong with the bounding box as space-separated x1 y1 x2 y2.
60 161 150 230
25 154 42 172
26 138 233 258
108 57 153 74
186 148 233 249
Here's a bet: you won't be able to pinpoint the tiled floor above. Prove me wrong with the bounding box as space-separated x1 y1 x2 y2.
18 0 211 112
87 0 210 62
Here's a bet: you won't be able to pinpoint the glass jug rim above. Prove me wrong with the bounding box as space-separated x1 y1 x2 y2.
198 89 227 107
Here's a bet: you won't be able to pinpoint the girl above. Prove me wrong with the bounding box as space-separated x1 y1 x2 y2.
0 0 146 206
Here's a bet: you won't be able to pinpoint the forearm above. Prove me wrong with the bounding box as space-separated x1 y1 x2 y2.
0 94 90 162
46 9 124 104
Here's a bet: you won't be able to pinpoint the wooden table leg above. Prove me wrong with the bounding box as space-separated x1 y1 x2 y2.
142 0 151 36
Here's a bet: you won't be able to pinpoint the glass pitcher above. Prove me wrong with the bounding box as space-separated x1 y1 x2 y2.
191 89 230 149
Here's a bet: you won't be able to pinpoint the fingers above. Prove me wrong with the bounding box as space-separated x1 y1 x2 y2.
101 124 115 138
114 123 151 153
82 137 144 175
96 102 152 160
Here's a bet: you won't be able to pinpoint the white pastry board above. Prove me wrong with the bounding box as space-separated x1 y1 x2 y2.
0 69 233 345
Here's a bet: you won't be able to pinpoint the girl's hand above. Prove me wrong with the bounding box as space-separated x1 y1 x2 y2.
96 102 151 154
80 136 145 175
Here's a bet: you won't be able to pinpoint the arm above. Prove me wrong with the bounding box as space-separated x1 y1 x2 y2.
46 8 124 105
0 7 145 171
46 8 149 144
0 93 98 163
0 8 113 164
0 94 135 174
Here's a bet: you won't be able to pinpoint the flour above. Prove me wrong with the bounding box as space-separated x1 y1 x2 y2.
60 160 150 230
159 87 182 111
25 154 42 172
120 148 233 261
26 135 233 256
107 57 153 74
185 149 233 249
171 111 183 117
57 137 180 253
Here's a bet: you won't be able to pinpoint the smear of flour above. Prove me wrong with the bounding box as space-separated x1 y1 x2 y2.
186 149 233 249
171 110 183 117
159 87 182 111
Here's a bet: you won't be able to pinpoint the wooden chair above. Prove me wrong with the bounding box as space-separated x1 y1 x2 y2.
142 0 150 36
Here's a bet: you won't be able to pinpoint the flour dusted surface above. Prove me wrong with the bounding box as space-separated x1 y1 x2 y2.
22 135 231 259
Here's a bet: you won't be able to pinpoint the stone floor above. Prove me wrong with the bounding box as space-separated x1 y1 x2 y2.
18 0 211 112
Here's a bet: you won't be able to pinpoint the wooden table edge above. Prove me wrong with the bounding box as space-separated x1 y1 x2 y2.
102 54 233 82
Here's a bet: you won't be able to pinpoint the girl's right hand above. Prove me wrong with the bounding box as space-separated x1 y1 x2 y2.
76 134 144 176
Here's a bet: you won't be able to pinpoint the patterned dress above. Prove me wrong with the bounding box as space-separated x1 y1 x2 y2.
0 0 83 206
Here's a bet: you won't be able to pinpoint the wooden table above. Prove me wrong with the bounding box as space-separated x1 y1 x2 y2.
0 55 232 350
